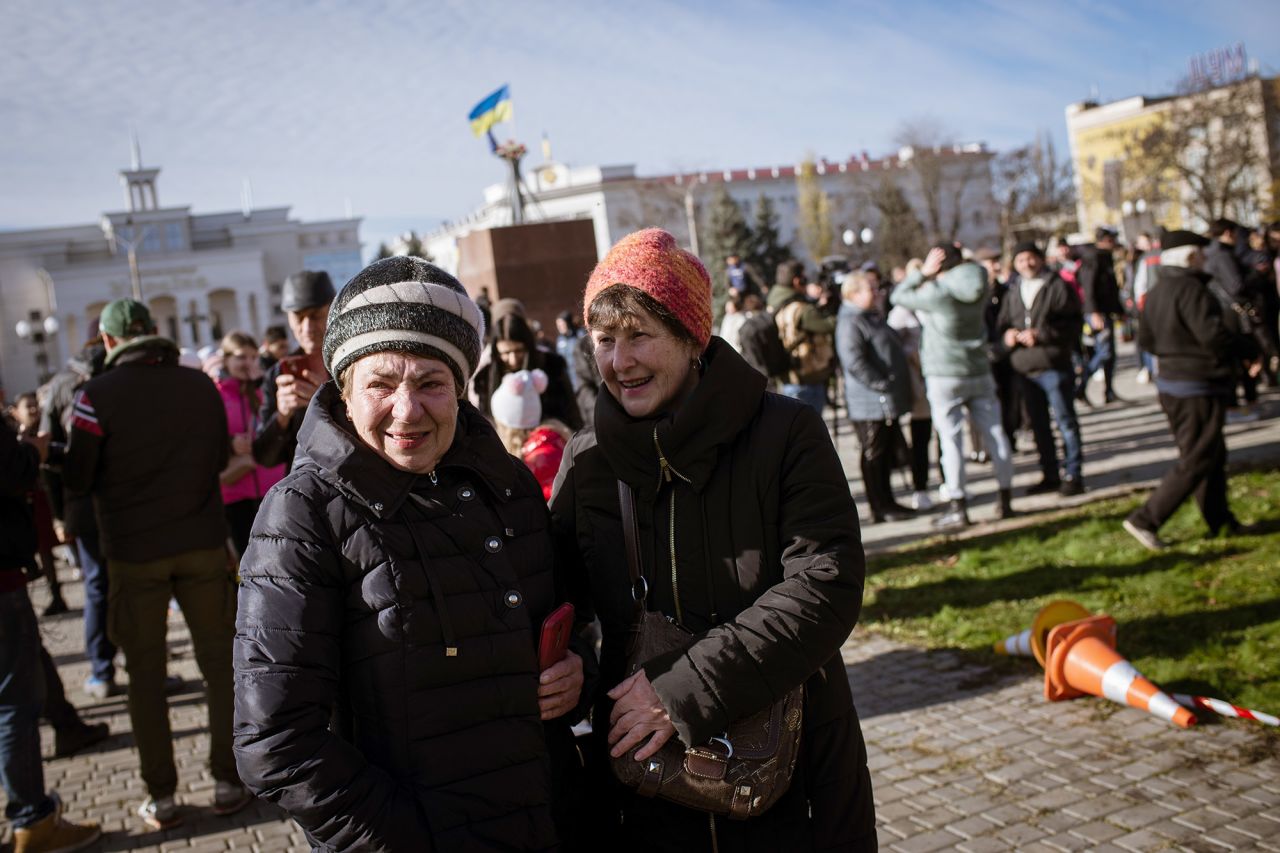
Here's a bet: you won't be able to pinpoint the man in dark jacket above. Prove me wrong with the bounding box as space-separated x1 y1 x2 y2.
997 241 1086 496
1 418 103 851
770 260 837 414
1076 226 1123 405
253 270 334 471
63 298 248 830
1204 219 1264 412
836 270 915 523
1123 231 1261 551
40 341 119 699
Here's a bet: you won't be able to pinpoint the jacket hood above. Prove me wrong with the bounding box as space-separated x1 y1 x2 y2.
294 381 523 520
104 335 180 368
939 262 987 305
593 337 766 495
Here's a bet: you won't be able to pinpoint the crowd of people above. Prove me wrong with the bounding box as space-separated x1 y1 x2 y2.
1 213 1276 851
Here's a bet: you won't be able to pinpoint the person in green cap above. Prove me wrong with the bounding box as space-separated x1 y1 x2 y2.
62 298 251 830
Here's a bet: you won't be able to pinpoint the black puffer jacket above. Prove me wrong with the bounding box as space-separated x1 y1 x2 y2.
1077 243 1123 315
233 382 566 852
551 339 876 852
1138 265 1257 383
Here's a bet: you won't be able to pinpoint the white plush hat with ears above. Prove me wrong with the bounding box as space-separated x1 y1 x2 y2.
489 368 547 430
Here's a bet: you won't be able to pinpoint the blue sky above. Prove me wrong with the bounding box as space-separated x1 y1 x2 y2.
2 0 1276 257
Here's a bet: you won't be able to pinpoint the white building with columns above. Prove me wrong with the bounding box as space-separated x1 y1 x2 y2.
0 158 362 395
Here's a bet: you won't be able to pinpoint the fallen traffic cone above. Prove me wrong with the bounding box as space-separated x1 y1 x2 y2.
993 599 1092 666
1044 615 1196 728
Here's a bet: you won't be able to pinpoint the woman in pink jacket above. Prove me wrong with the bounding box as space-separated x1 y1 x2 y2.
216 332 284 558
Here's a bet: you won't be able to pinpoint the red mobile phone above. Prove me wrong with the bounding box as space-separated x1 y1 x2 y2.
538 603 575 671
279 355 307 377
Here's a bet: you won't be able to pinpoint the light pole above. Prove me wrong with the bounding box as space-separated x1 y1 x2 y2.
14 314 60 384
104 219 152 301
842 226 876 265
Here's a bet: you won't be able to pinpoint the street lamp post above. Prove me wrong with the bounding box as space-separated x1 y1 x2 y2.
14 313 60 384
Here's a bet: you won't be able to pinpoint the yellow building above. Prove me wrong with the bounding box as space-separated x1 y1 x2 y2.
1065 74 1280 239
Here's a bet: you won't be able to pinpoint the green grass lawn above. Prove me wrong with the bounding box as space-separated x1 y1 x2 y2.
863 468 1280 713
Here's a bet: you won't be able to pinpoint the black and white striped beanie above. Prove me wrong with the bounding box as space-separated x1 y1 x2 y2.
322 256 486 393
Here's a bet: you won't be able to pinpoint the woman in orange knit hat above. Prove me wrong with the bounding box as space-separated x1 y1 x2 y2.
551 228 876 851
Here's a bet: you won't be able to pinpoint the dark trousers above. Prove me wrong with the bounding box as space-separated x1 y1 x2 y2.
108 547 238 798
1129 394 1235 533
77 533 115 683
853 419 901 518
907 416 932 492
1019 369 1083 482
40 644 80 732
993 361 1021 451
0 587 54 829
224 498 260 560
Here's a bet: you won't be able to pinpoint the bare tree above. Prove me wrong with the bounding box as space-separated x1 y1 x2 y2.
893 118 987 244
1122 75 1269 226
991 130 1076 248
870 175 927 270
796 155 834 262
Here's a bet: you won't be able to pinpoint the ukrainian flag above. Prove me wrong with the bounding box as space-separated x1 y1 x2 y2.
469 85 513 138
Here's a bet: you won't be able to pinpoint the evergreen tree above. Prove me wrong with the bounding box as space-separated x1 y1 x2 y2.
700 185 754 323
870 176 927 270
747 193 792 287
374 242 392 260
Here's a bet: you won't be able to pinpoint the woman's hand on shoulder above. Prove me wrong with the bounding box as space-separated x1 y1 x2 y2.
606 670 676 761
538 650 584 721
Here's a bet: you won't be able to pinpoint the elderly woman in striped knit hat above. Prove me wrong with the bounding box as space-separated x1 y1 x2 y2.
233 256 587 851
550 229 876 851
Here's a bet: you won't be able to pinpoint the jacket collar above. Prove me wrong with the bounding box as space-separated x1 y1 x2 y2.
296 381 524 519
594 337 766 495
104 336 179 368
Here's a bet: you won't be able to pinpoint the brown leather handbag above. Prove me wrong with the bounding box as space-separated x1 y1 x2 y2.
610 481 803 820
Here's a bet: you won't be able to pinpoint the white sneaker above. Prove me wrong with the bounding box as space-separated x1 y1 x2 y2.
911 491 934 511
138 795 181 830
1136 367 1150 384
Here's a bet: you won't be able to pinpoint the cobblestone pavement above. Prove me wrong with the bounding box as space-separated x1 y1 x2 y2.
5 350 1278 851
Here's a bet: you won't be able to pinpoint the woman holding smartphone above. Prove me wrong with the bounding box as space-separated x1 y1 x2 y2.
233 256 586 851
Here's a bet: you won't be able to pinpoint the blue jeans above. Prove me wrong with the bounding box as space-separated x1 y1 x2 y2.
780 382 826 415
0 587 55 829
924 374 1015 500
77 535 115 682
1021 369 1083 481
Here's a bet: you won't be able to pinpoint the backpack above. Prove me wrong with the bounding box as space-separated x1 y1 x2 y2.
775 300 835 384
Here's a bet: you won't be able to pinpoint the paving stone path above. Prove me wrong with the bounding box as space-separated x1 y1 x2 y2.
5 350 1278 851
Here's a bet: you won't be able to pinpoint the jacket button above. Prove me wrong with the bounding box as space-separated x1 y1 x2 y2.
504 590 522 608
485 536 502 553
458 487 475 501
504 488 512 497
372 502 384 512
505 527 515 537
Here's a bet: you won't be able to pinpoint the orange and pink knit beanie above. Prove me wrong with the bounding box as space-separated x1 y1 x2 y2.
583 228 713 348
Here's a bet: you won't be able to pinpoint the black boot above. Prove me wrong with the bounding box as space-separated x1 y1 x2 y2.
932 499 970 532
998 488 1017 520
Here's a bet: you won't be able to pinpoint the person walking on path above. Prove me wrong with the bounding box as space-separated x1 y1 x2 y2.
253 270 334 473
837 270 916 523
890 244 1016 529
997 241 1087 497
62 299 250 830
1123 231 1262 551
1076 226 1124 405
1 417 103 853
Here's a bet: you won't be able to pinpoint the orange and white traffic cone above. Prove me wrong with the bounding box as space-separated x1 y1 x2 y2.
994 599 1092 666
1044 615 1196 728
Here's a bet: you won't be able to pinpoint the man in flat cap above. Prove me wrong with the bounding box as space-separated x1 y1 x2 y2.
253 270 335 471
1123 231 1261 551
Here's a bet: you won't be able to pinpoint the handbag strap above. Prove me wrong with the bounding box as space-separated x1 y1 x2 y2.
617 480 649 605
